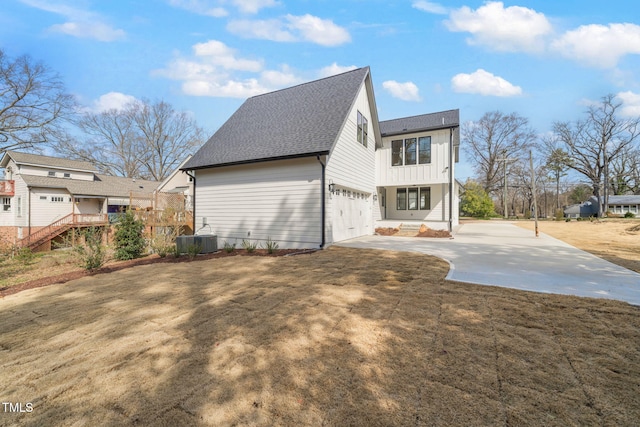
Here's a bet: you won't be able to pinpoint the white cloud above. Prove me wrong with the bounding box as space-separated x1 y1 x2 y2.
382 80 421 102
49 21 125 42
446 1 551 53
412 1 447 15
192 40 263 71
227 14 351 46
167 0 227 17
318 63 358 78
91 92 137 112
617 91 640 117
20 0 125 41
260 66 304 87
451 69 522 97
226 19 296 42
551 23 640 69
232 0 279 14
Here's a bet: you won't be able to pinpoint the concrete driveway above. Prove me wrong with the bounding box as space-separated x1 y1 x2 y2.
337 221 640 305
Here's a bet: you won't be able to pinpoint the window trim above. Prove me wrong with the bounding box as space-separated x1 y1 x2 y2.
391 136 432 166
396 188 407 210
357 111 368 147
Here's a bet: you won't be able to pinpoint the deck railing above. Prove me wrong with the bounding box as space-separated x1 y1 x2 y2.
18 213 108 248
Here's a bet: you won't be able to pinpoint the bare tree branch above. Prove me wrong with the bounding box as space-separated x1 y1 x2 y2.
0 49 75 152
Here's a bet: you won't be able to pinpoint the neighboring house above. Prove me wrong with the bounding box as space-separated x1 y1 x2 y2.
182 66 460 249
564 195 640 218
605 195 640 217
156 155 194 212
0 151 159 249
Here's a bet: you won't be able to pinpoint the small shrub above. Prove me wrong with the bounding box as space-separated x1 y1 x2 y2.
15 247 35 264
554 209 565 221
624 211 635 218
263 237 279 254
186 243 201 260
223 241 236 253
565 217 571 222
242 239 258 253
73 227 106 271
113 210 146 260
150 228 180 258
576 216 584 221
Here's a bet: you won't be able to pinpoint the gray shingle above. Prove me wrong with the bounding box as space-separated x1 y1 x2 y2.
1 150 97 172
183 67 371 170
20 174 159 197
379 109 459 136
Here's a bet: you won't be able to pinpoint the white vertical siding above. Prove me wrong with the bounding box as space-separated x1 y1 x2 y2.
195 157 323 249
385 185 445 223
325 81 377 243
376 128 452 186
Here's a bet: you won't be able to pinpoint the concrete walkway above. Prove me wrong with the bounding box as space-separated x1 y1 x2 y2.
337 221 640 305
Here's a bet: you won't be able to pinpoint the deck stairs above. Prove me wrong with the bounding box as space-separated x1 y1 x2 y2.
18 213 108 250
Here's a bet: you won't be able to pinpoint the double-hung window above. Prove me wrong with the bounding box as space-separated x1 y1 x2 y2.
357 111 368 147
391 136 431 166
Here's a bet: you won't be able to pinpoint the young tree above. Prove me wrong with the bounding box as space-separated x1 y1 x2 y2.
553 94 640 216
0 49 75 152
460 180 495 218
544 147 571 209
462 111 537 194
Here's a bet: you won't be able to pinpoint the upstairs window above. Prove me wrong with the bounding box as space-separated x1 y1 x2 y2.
418 137 431 164
392 140 403 166
51 196 65 203
357 111 368 147
392 136 432 166
48 171 56 177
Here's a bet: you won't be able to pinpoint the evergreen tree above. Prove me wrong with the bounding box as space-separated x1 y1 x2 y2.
113 210 146 260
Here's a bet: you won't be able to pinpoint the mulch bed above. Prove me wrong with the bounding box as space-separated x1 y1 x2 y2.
0 248 312 298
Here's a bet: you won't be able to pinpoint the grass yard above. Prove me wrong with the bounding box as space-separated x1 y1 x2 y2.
1 247 638 426
516 219 640 273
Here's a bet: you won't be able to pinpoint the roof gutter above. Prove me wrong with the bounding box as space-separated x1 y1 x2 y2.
184 170 196 234
316 155 326 249
181 151 330 172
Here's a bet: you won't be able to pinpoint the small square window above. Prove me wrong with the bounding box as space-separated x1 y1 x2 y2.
40 196 47 200
1 197 10 212
48 171 56 177
63 173 71 178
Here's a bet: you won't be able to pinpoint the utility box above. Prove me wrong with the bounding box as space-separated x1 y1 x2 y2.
176 235 217 254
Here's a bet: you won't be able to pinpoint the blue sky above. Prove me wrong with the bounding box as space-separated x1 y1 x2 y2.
2 0 640 180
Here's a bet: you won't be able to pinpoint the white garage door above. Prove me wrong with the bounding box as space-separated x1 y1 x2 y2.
332 189 370 242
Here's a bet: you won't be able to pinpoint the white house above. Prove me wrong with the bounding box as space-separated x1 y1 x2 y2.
182 67 460 249
0 151 159 249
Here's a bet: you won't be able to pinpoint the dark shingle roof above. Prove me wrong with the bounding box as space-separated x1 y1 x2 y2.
1 150 97 172
20 174 159 197
183 67 372 170
608 195 640 205
379 109 459 137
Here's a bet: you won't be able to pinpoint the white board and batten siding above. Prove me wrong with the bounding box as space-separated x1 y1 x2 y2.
325 81 378 243
376 128 452 187
195 157 323 249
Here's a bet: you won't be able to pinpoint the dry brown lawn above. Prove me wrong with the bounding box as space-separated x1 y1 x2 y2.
516 219 640 273
1 247 639 426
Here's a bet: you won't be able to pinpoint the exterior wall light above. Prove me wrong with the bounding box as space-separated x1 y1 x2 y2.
328 183 336 193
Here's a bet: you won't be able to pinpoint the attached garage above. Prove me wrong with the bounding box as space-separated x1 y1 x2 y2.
331 188 372 242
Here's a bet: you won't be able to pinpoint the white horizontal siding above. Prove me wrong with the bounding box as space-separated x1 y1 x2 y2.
18 165 94 181
195 158 323 249
30 188 73 226
376 128 452 186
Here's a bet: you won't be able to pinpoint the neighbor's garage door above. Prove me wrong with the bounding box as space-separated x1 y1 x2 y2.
333 189 370 242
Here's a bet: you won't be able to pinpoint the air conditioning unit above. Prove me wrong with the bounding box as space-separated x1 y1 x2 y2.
176 235 218 254
194 235 217 253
